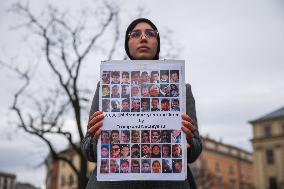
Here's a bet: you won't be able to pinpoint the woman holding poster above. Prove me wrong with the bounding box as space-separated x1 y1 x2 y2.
81 18 202 189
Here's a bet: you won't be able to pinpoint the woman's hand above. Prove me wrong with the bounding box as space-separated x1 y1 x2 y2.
181 113 197 147
87 111 104 141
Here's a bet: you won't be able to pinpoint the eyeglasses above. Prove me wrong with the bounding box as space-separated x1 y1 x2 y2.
128 30 158 39
112 148 120 151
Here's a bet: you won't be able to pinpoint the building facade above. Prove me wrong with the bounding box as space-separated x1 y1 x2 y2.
250 106 284 189
15 183 40 189
0 172 16 189
46 148 95 189
191 137 254 189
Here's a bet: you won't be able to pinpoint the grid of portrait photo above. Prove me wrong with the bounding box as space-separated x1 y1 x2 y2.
99 129 183 174
101 70 181 113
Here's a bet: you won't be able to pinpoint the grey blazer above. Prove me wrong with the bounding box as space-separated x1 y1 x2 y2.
81 82 202 189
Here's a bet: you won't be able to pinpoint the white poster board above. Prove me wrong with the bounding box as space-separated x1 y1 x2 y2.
97 60 187 181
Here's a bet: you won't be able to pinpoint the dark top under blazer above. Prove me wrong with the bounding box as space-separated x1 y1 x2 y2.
81 82 202 189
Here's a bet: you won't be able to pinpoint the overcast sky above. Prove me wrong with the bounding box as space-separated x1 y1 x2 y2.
0 0 284 188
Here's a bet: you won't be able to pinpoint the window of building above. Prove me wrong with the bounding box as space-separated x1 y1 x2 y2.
61 175 66 186
3 178 7 189
228 165 234 175
62 161 65 167
68 174 74 186
266 149 274 165
215 162 221 172
240 183 250 189
269 177 277 189
10 180 14 188
216 177 223 189
229 179 236 189
264 125 272 137
240 168 245 178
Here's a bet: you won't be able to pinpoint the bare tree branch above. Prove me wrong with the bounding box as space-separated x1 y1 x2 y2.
107 10 120 60
3 1 123 188
1 59 81 177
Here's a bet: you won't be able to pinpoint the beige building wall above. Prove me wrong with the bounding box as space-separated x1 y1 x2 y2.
0 172 16 189
251 115 284 189
52 150 95 189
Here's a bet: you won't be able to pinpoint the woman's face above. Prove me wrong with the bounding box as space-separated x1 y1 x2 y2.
128 22 158 60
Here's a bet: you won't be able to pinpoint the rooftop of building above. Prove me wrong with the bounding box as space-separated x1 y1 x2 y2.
0 171 16 179
16 182 41 189
249 106 284 124
203 136 253 162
